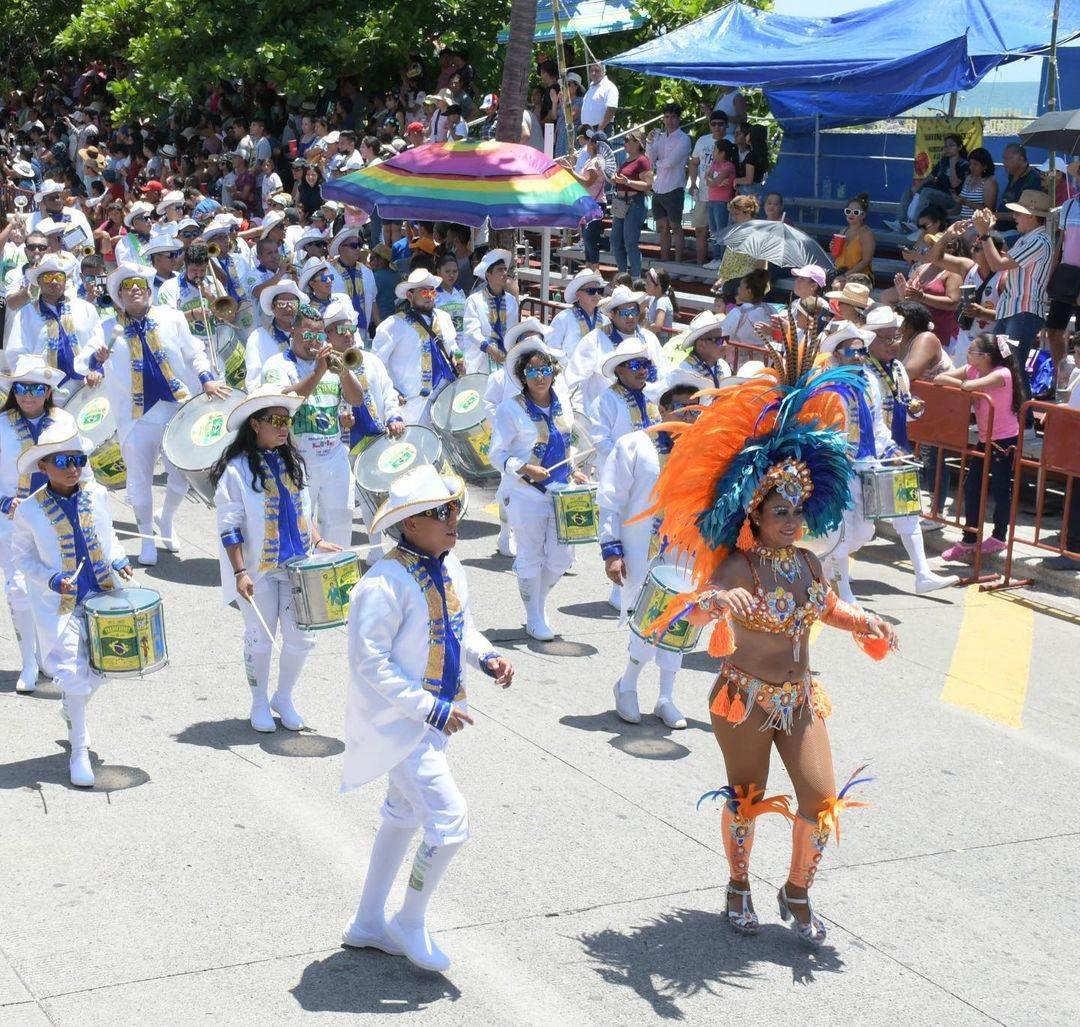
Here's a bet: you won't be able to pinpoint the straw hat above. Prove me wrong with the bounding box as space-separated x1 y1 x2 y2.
818 320 875 354
1005 188 1051 219
25 254 71 290
16 422 92 478
258 279 307 318
599 285 646 314
370 464 466 536
602 337 652 379
475 248 512 278
226 384 304 432
0 353 66 389
563 269 605 305
395 268 440 300
823 281 872 309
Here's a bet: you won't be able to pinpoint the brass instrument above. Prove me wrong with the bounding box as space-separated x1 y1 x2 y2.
212 295 239 324
326 347 362 374
207 241 224 259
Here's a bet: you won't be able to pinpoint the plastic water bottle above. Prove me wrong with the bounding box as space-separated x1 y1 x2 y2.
822 177 832 199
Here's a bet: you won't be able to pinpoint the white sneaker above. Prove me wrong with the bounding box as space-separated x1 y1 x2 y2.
654 699 687 729
342 917 404 955
15 667 37 693
386 914 450 973
703 259 722 270
613 682 641 724
607 584 622 611
154 515 179 554
920 517 944 532
69 747 94 788
270 692 305 731
138 539 158 566
249 695 277 733
914 571 960 594
496 528 516 558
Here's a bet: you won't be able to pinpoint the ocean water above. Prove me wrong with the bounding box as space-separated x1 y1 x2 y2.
909 79 1042 117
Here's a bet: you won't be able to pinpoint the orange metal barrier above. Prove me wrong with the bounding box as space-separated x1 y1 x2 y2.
908 380 999 586
984 400 1080 591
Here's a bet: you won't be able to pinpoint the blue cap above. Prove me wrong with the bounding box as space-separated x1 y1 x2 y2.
193 198 221 220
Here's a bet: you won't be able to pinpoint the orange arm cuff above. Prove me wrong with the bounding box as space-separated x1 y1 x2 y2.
822 591 891 661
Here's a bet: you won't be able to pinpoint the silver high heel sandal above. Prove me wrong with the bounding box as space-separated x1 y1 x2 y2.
725 883 759 934
777 885 826 944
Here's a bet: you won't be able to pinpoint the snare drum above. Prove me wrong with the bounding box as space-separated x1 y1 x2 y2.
162 390 248 504
550 481 599 544
353 425 448 515
629 565 703 653
63 385 127 489
215 324 247 391
286 551 361 630
860 459 923 519
84 587 168 677
429 373 497 480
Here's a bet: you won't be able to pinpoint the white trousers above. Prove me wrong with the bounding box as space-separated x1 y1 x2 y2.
381 725 470 848
121 415 188 534
238 571 315 691
42 614 103 699
305 447 353 547
506 488 574 581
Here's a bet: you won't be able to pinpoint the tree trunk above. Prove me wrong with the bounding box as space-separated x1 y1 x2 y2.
495 0 538 145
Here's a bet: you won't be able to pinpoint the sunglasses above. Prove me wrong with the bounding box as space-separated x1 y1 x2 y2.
341 240 362 250
523 364 554 380
48 453 88 469
308 242 328 249
668 400 698 413
418 499 462 522
179 229 198 238
120 277 149 290
331 323 354 335
843 208 865 217
39 272 67 285
301 330 327 343
257 412 293 429
14 382 49 396
581 286 604 296
837 346 866 357
620 358 653 373
316 273 334 283
615 305 641 318
25 244 47 253
415 287 437 296
273 297 299 307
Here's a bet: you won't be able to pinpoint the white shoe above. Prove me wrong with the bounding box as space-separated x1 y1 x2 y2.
607 584 622 611
703 258 722 270
914 571 960 594
342 917 404 955
526 616 555 642
249 695 277 733
270 692 305 731
154 515 179 554
496 528 516 558
138 539 158 566
920 517 944 532
613 682 641 724
386 914 450 973
15 667 37 693
69 747 94 788
654 699 687 729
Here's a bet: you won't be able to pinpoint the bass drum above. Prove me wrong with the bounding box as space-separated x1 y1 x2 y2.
429 373 497 480
63 384 127 489
162 390 248 505
353 425 448 521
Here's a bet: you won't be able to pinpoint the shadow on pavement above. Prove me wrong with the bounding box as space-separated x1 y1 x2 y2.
291 948 461 1014
460 554 514 573
140 556 221 587
559 600 618 620
578 907 844 1018
0 672 61 700
0 742 150 793
173 718 345 758
456 518 498 541
560 711 708 761
489 633 599 658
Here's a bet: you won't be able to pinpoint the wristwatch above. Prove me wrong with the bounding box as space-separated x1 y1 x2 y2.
977 233 990 241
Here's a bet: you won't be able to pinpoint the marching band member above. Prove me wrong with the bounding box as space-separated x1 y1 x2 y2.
592 338 662 469
203 218 251 319
28 220 79 282
490 326 586 641
599 371 701 729
6 255 105 390
817 320 958 601
434 253 467 356
292 227 332 275
244 280 307 391
675 311 732 387
342 464 513 972
12 422 133 787
547 269 607 364
3 231 48 326
113 202 155 267
298 257 349 316
99 263 230 565
143 234 185 303
211 385 341 733
565 285 669 418
330 226 378 336
462 249 519 373
373 269 461 424
260 304 367 546
28 180 94 243
0 357 76 693
157 242 226 346
245 235 291 316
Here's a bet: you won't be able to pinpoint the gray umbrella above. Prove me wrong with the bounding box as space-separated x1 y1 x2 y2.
1019 108 1080 157
719 219 834 269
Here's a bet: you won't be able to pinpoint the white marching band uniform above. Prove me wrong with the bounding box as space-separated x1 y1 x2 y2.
244 321 291 391
546 304 606 366
6 296 104 386
461 287 519 374
566 324 669 421
373 308 459 425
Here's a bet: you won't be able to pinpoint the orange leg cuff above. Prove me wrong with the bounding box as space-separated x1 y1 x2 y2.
721 805 756 882
788 814 831 889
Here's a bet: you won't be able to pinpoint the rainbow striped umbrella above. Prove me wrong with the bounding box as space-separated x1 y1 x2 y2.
321 140 603 229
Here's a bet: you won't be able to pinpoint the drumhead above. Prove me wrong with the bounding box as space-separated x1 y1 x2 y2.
163 390 249 473
430 374 488 433
354 425 443 492
649 564 695 593
84 586 161 613
287 551 359 572
64 387 118 448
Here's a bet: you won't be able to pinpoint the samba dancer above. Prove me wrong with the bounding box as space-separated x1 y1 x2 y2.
0 357 76 693
546 269 607 363
98 263 231 565
462 249 519 374
490 327 587 641
212 385 342 733
342 464 513 972
12 423 134 787
244 280 307 391
643 333 896 944
329 227 378 336
599 371 702 729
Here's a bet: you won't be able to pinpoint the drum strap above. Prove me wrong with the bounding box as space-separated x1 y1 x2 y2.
515 392 573 488
348 357 384 447
613 382 660 430
646 434 673 562
39 488 115 613
867 356 909 452
573 304 604 333
385 546 465 702
39 299 82 385
484 288 507 350
217 255 241 301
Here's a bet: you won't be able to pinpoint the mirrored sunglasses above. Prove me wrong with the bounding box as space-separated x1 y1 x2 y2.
523 364 554 380
257 412 293 429
13 382 48 396
838 345 866 357
316 273 335 283
615 305 641 318
418 499 462 522
301 330 327 343
39 272 67 285
49 453 88 469
331 323 354 335
120 276 148 291
621 358 653 373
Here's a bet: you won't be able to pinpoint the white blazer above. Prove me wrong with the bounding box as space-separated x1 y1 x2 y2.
6 297 104 367
565 326 669 417
372 310 458 422
243 324 289 392
462 289 519 374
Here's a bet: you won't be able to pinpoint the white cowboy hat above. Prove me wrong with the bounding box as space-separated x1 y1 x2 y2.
25 254 71 289
599 285 647 314
155 190 185 215
258 279 307 318
123 202 154 228
502 317 552 353
602 337 652 380
173 217 201 236
563 269 605 305
295 227 329 252
107 261 152 310
298 257 334 292
734 360 769 379
328 226 362 259
33 180 65 204
475 248 512 279
142 233 185 258
864 305 903 332
322 299 357 327
16 422 92 478
318 200 342 217
395 268 440 301
259 211 285 238
11 159 34 179
0 353 66 389
202 217 234 239
503 320 564 371
269 192 293 207
370 463 466 537
818 320 875 354
682 311 727 348
823 281 873 309
225 384 304 432
658 367 709 398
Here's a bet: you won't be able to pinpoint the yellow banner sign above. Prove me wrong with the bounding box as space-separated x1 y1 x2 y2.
913 117 984 178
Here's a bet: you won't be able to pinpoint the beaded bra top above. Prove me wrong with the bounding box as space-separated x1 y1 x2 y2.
730 550 830 652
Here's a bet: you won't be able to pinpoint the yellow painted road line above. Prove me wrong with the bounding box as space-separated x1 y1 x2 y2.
941 588 1033 728
482 502 499 517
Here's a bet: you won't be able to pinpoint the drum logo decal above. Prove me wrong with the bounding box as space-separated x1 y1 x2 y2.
191 411 227 447
451 389 480 415
377 442 417 474
78 397 109 430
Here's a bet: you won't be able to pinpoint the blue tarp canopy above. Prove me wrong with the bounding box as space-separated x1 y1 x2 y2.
497 0 646 45
608 0 1080 129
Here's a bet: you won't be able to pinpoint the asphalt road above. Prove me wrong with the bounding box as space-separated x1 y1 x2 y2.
1 481 1077 1026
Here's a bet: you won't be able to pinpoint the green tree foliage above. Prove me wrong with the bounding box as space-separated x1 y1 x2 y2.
0 1 82 90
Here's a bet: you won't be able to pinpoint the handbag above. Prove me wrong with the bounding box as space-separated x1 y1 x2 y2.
610 194 629 220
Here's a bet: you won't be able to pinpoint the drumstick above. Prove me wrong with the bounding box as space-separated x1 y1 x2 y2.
545 447 596 474
244 594 282 655
64 559 86 589
114 529 168 543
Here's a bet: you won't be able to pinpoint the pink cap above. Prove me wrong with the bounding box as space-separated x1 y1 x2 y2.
793 264 826 288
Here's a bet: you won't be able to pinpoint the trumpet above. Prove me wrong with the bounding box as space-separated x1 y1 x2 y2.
212 295 239 324
326 347 362 373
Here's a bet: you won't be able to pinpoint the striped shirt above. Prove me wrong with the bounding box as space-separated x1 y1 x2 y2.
996 226 1052 320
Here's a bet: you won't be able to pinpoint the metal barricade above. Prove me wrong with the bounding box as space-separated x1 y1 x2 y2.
984 400 1080 592
908 380 999 587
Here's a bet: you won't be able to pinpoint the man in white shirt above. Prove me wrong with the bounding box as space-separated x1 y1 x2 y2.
28 180 94 243
329 130 365 177
646 104 692 263
580 62 619 131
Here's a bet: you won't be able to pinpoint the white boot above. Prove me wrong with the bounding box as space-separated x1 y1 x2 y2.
270 647 308 731
246 644 276 732
520 576 554 641
497 520 516 558
12 605 40 693
832 552 858 606
154 489 184 554
653 668 686 728
66 694 94 788
388 841 462 972
342 822 416 954
138 539 158 566
899 525 960 594
607 583 622 611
